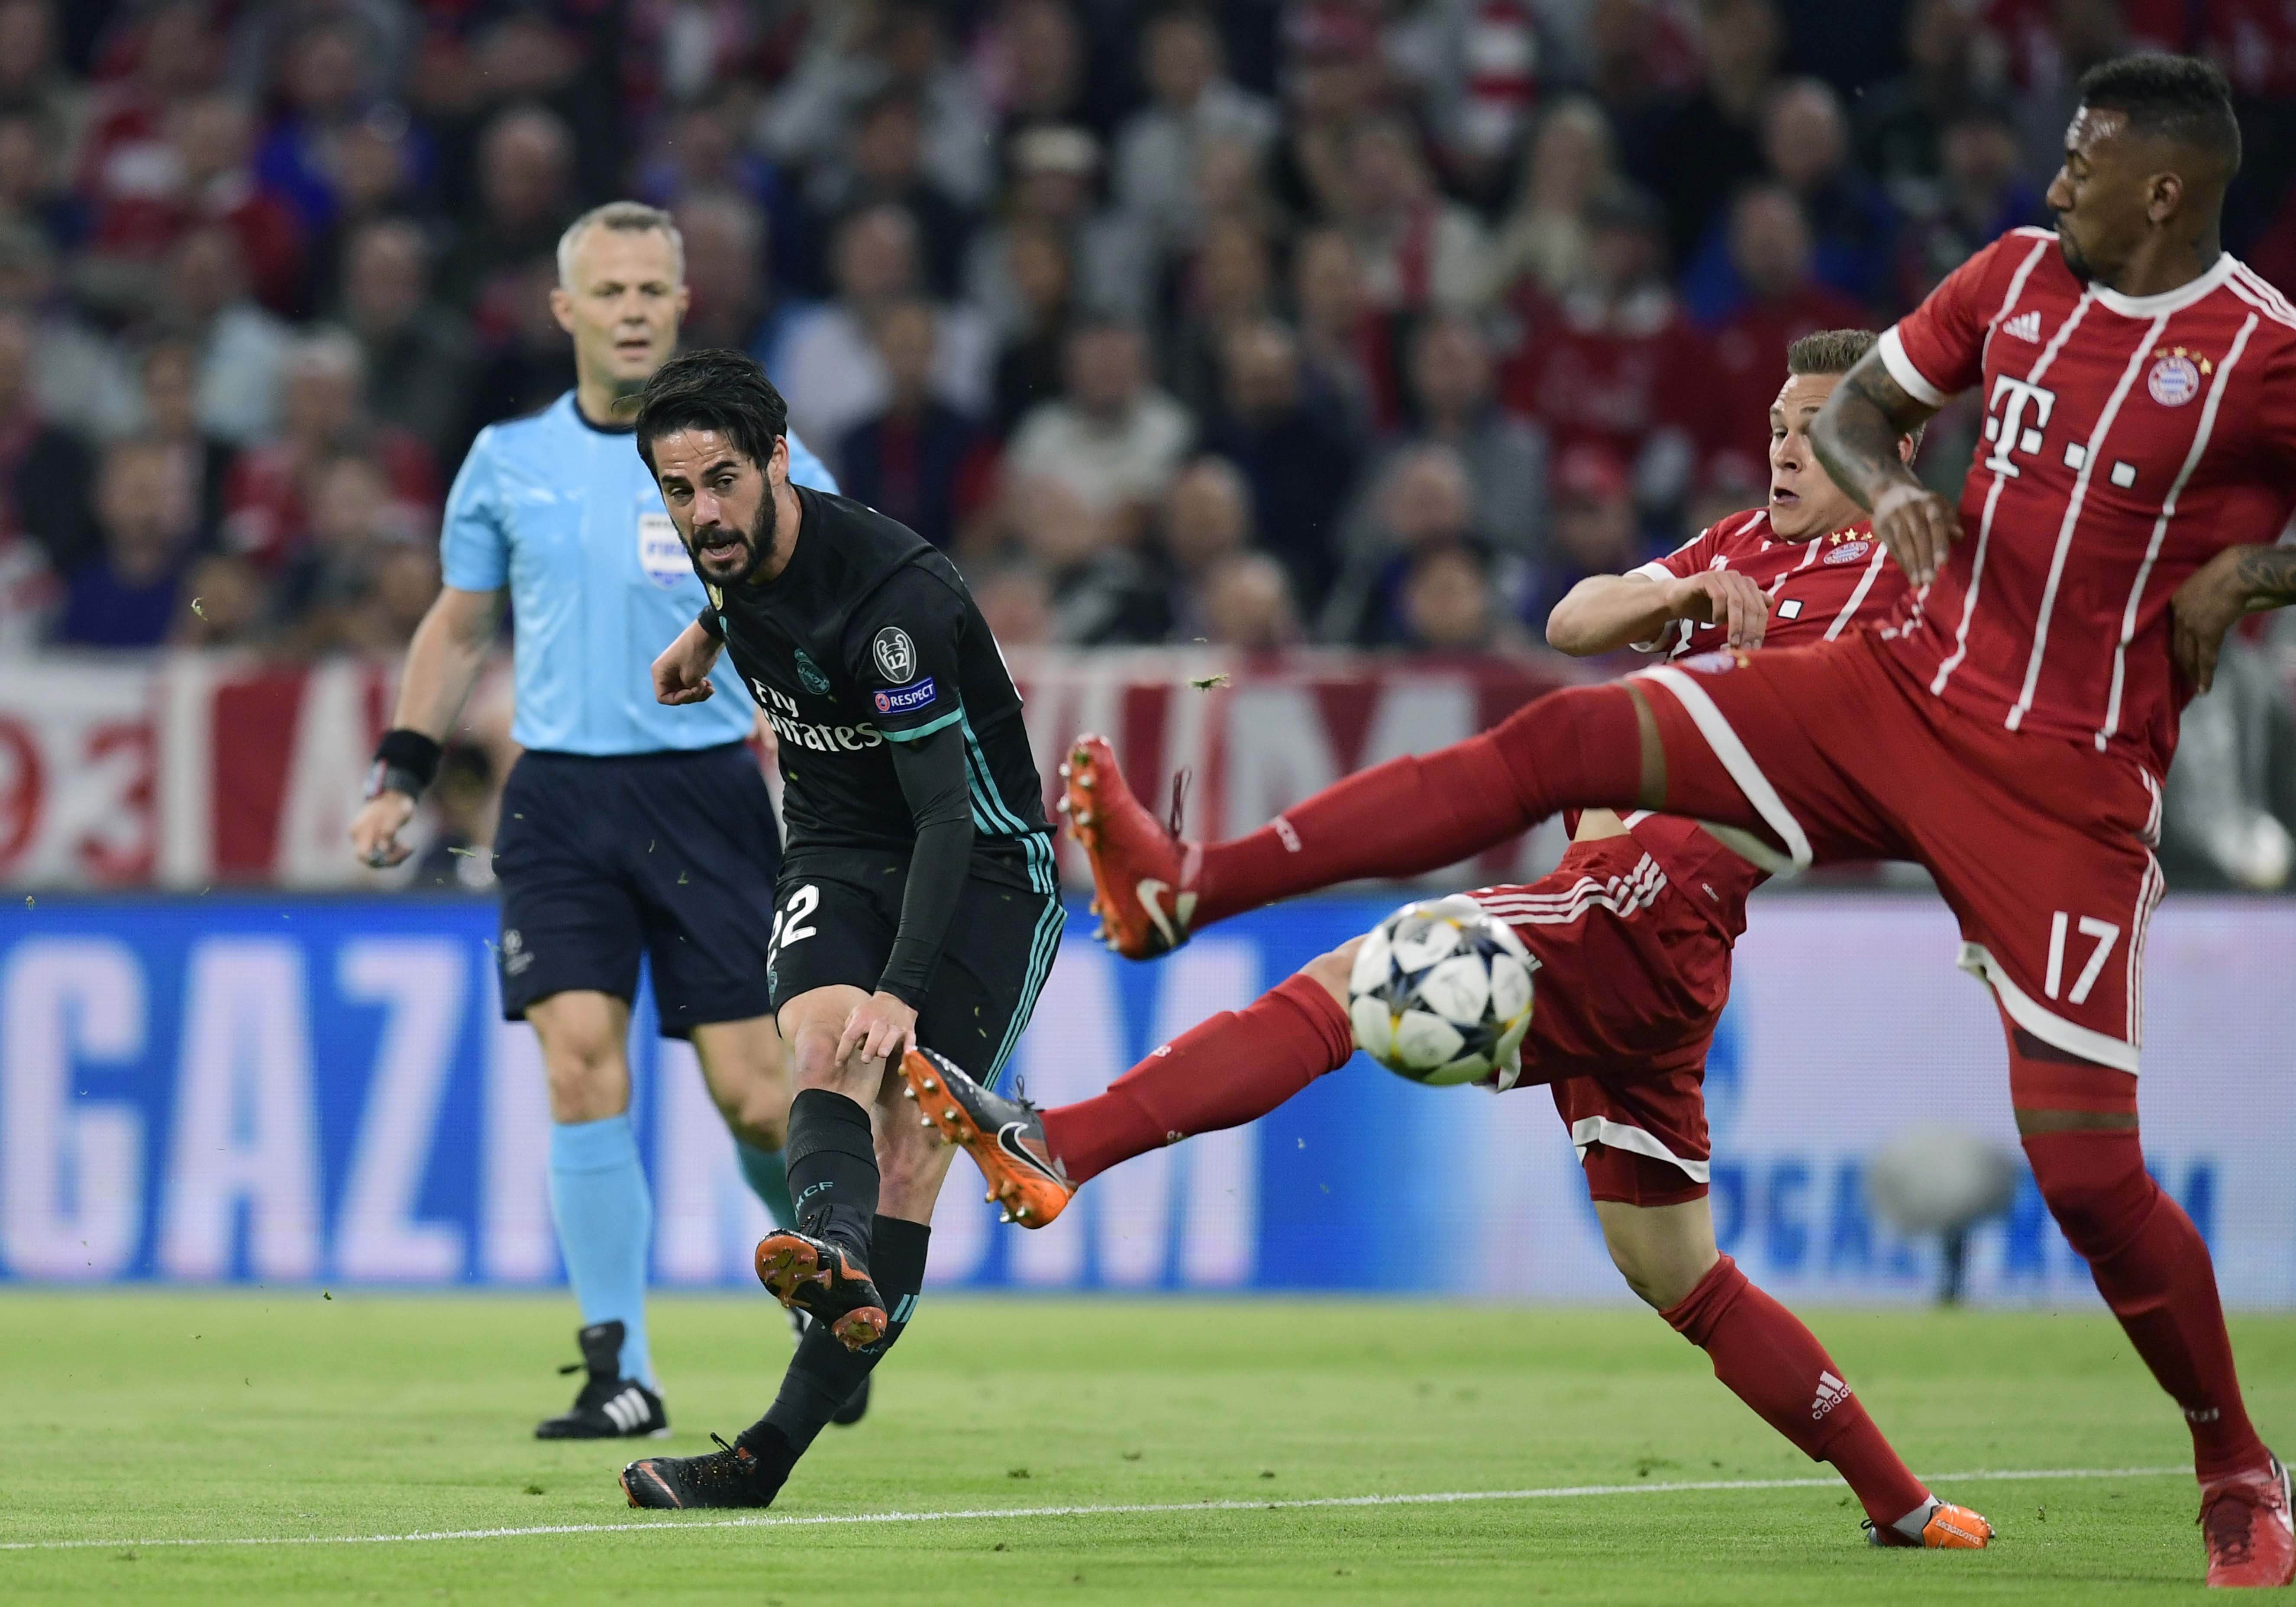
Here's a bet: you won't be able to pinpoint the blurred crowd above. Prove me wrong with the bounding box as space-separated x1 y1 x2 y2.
3 0 2296 663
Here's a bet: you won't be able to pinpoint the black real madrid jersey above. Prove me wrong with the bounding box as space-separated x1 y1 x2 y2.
704 486 1052 901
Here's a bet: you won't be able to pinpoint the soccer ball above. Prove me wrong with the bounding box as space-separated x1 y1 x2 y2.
1347 894 1537 1086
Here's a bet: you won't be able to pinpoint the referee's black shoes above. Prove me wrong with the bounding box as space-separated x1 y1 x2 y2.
534 1320 668 1439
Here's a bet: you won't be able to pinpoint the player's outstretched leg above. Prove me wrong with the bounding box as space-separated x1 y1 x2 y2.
909 966 1358 1218
2011 1038 2290 1587
1061 688 1672 952
1594 1196 1990 1549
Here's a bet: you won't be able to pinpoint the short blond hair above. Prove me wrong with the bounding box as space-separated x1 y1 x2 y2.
556 201 684 289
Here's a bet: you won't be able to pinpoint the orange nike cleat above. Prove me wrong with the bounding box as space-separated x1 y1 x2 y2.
1059 734 1199 959
900 1047 1075 1227
752 1229 887 1351
1866 1501 1994 1549
2201 1455 2296 1588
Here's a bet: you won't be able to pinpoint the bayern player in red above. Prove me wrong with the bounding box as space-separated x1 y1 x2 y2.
946 57 2292 1588
902 329 1994 1552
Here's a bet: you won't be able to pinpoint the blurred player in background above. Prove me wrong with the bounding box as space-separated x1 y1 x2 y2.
616 351 1061 1512
912 329 1991 1552
991 59 2296 1588
348 203 842 1441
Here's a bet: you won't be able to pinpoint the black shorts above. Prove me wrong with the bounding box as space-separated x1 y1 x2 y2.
492 744 780 1038
767 847 1066 1087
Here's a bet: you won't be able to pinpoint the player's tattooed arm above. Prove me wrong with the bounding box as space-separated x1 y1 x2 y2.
2171 543 2296 693
1812 350 1957 587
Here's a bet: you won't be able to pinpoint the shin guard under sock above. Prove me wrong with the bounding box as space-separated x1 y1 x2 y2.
1662 1255 1930 1526
744 1217 933 1479
1195 684 1646 926
2023 1126 2267 1481
782 1088 879 1262
1040 974 1357 1184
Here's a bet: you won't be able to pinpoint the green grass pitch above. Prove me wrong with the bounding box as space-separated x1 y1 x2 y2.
1 1292 2287 1603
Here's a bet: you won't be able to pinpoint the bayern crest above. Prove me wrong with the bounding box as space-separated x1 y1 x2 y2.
2147 352 2201 407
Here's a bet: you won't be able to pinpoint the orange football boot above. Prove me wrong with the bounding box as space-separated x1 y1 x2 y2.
1867 1501 1994 1549
752 1229 887 1351
1059 735 1199 959
2201 1455 2296 1588
900 1047 1075 1227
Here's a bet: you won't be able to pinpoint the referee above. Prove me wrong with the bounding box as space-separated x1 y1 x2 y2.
348 202 839 1441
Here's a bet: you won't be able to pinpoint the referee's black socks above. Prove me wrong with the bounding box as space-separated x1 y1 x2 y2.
783 1087 880 1263
739 1216 932 1484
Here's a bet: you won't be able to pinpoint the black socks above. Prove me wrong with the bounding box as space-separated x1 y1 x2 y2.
782 1087 880 1262
744 1215 933 1470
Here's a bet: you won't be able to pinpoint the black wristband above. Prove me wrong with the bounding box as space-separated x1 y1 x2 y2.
366 728 442 801
697 603 725 642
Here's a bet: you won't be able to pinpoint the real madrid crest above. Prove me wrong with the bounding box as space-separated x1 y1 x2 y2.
2146 345 2209 407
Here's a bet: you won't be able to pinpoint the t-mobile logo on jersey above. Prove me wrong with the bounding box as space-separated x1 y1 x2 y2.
1982 375 2058 478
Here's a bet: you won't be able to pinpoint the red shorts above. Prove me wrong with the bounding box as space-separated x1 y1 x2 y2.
1468 833 1727 1205
1635 632 2162 1076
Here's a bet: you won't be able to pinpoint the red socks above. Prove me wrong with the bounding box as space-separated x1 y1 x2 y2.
1039 974 1356 1184
2024 1125 2267 1481
1195 684 1647 927
1663 1255 1931 1528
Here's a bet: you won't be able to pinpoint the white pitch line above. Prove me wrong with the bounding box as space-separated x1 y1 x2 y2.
0 1465 2186 1554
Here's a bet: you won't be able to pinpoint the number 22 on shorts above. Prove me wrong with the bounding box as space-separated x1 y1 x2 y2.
2044 910 2121 1005
768 884 819 970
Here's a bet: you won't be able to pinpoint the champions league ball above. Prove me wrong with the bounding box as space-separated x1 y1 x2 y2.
1348 895 1538 1086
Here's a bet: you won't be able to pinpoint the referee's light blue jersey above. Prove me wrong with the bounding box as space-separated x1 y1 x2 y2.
439 391 838 755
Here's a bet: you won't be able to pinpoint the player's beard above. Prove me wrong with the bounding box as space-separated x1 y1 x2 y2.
2054 215 2095 284
690 493 777 587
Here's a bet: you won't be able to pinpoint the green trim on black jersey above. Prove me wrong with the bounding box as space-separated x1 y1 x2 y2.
879 707 965 742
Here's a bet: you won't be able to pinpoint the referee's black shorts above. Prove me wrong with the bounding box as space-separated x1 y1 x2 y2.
491 744 779 1038
765 845 1065 1087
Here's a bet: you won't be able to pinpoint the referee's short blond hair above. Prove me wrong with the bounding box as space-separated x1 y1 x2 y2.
556 201 685 289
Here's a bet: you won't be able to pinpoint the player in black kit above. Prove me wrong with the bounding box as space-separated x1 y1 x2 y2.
616 349 1062 1510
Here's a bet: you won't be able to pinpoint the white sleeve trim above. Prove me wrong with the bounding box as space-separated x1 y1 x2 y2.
1877 325 1952 409
1627 561 1672 584
1956 942 2140 1073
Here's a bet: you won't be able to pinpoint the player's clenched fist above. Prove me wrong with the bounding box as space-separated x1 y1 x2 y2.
1870 481 1960 588
1662 569 1773 650
652 619 721 704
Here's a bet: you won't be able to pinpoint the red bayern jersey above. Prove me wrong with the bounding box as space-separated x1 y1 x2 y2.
1878 226 2296 776
1602 506 1912 939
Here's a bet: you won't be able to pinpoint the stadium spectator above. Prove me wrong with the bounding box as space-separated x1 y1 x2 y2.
1320 443 1482 647
634 97 798 278
249 18 387 242
0 223 140 441
452 253 570 465
835 299 985 551
1004 319 1192 543
0 110 84 255
672 193 798 364
1520 439 1646 632
1683 79 1896 321
964 124 1153 341
773 203 991 452
1201 549 1300 650
166 221 294 446
988 220 1073 437
1392 314 1548 568
171 550 266 649
1342 115 1489 317
441 105 577 319
802 90 970 300
304 108 427 306
1161 216 1276 424
1390 0 1557 209
2011 0 2128 189
982 0 1091 146
135 334 233 550
1113 9 1277 253
221 329 439 570
969 558 1055 647
340 219 471 468
1894 98 2049 309
1499 186 1705 517
1616 0 1781 267
274 448 424 652
1488 99 1620 304
1399 539 1527 653
1005 471 1169 646
1158 455 1254 644
1201 318 1350 609
56 436 194 648
1290 226 1392 442
1701 185 1870 491
1855 0 1988 207
1266 8 1380 226
0 0 83 165
1585 0 1706 113
0 309 94 577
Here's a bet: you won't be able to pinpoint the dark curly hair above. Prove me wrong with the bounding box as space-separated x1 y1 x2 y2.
634 347 790 476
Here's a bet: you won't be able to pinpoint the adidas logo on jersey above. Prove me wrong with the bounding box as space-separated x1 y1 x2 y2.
1810 1370 1853 1420
2001 311 2042 343
601 1386 653 1433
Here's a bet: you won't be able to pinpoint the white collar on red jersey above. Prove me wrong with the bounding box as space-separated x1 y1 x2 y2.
2090 251 2240 320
